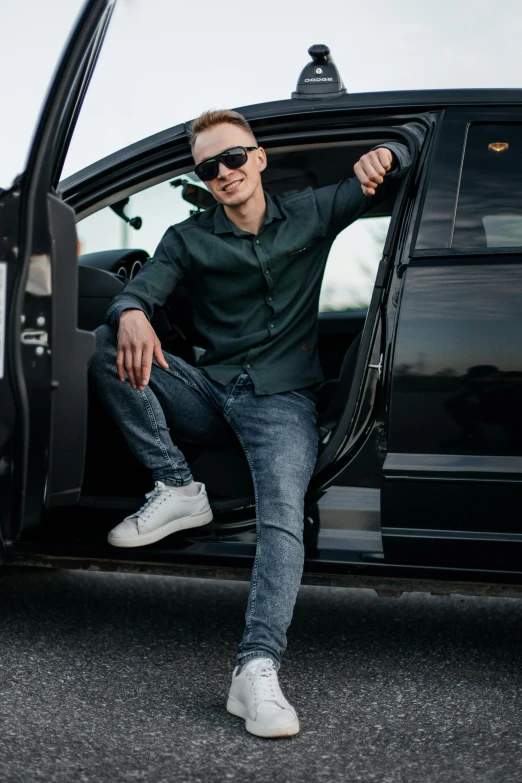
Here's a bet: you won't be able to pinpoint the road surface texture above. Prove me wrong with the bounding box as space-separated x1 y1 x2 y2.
0 567 520 783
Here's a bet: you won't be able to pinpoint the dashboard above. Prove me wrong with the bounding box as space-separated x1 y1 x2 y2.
79 248 149 281
77 249 149 331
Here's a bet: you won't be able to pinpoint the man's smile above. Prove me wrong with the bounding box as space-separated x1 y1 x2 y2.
222 178 243 192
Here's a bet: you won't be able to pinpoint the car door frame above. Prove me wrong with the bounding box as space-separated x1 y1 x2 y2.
61 112 429 490
0 0 116 545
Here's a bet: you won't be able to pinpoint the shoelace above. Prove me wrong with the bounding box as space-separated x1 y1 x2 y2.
247 661 282 705
134 481 171 523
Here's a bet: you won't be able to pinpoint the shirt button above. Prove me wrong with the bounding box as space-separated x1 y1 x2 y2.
267 296 272 301
255 240 260 244
265 270 269 274
245 364 251 369
269 323 275 328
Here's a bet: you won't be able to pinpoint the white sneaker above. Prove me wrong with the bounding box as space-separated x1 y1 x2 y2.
107 481 213 548
227 658 300 738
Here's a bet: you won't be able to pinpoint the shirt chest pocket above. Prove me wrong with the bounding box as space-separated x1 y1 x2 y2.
286 240 314 259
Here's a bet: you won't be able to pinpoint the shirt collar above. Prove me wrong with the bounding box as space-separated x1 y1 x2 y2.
213 192 283 236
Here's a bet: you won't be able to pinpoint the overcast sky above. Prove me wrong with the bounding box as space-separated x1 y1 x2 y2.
2 0 522 185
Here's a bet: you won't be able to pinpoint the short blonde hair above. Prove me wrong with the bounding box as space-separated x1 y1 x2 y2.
189 109 256 152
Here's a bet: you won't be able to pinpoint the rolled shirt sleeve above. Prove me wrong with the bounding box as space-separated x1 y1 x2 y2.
371 141 412 177
314 141 412 237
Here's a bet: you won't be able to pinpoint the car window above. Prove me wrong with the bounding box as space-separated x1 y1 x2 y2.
319 216 390 311
77 180 390 309
77 178 201 257
453 123 522 248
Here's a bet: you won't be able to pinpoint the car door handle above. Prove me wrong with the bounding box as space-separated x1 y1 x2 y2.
368 354 383 379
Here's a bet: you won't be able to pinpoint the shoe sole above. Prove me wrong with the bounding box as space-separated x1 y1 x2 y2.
226 695 300 738
107 507 213 548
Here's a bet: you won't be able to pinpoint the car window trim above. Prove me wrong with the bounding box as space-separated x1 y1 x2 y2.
414 107 522 255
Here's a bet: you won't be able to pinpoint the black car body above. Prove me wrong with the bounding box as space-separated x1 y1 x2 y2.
1 0 522 598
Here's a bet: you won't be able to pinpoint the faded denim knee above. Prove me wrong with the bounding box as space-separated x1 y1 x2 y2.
88 324 117 375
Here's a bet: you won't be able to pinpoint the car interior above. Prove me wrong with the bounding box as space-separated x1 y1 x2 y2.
51 139 399 529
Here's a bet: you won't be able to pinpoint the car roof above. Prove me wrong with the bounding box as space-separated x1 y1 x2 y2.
239 88 522 118
60 87 522 198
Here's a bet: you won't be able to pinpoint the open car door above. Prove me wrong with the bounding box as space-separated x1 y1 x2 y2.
0 0 116 546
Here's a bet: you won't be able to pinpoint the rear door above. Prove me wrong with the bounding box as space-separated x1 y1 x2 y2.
0 0 116 543
382 107 522 571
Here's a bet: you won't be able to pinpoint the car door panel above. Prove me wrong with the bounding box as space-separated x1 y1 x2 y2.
383 256 522 568
388 258 522 457
382 108 522 570
47 195 95 507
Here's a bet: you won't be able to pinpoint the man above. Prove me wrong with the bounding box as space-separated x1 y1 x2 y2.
89 110 411 738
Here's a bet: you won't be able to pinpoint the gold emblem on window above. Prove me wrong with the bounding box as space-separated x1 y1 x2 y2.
488 142 509 153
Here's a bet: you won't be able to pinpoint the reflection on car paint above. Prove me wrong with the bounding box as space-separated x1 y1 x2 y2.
390 262 522 455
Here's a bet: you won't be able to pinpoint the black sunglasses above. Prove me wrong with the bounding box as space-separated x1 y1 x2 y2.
194 146 258 181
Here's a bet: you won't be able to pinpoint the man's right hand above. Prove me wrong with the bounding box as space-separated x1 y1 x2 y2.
116 309 169 390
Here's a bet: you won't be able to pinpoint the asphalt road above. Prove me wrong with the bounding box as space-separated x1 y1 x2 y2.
0 567 521 783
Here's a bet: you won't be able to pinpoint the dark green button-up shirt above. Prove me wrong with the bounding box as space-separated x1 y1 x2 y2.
106 143 410 394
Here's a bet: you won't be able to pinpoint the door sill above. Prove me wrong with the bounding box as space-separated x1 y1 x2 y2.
317 486 380 532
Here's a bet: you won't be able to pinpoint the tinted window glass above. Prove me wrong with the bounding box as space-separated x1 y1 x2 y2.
453 123 522 248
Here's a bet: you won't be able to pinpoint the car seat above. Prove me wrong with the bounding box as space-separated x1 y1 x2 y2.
316 331 363 435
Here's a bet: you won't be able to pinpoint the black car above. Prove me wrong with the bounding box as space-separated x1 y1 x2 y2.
1 0 522 598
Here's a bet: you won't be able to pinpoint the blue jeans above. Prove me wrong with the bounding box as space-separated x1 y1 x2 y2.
89 325 319 668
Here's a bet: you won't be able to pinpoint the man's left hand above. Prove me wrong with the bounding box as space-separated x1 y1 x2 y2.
354 148 394 197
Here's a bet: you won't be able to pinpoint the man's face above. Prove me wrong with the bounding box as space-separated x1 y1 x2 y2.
193 123 267 208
